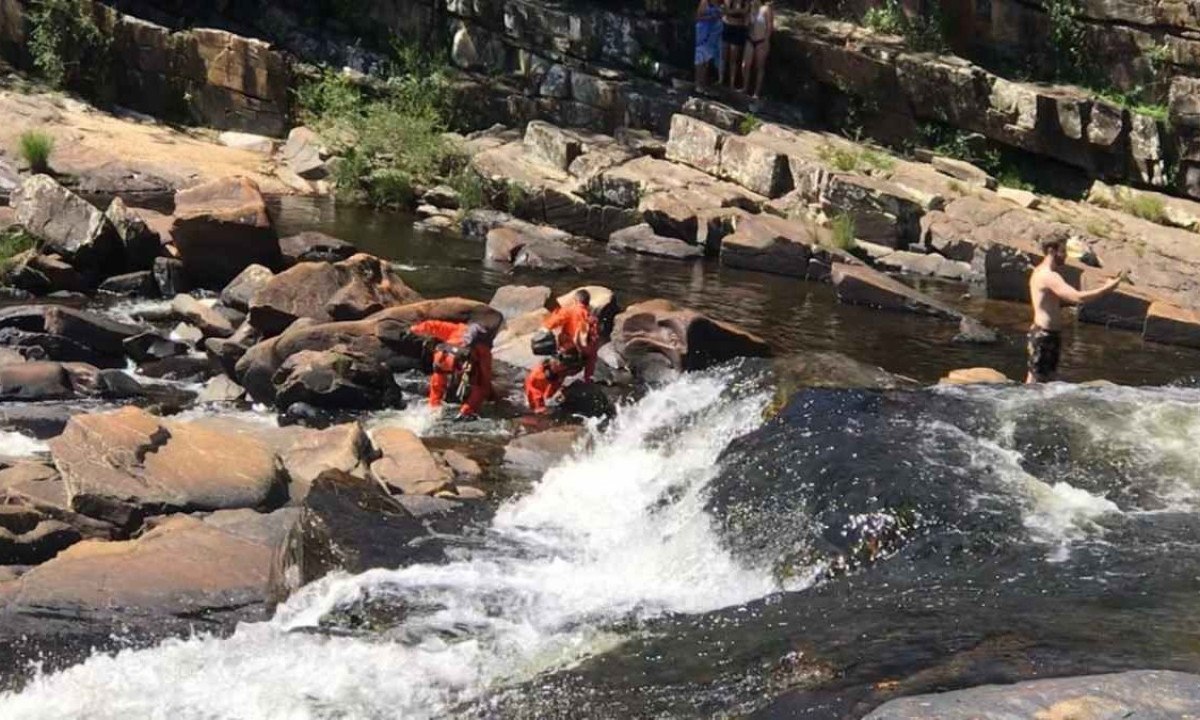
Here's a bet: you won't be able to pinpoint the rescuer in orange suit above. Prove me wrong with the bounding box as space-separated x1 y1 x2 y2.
525 356 568 414
524 289 598 413
409 320 494 418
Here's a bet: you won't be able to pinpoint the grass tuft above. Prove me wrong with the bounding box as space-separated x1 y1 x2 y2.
18 130 54 175
829 213 857 251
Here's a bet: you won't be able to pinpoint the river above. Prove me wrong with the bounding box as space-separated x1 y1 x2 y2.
1 198 1199 718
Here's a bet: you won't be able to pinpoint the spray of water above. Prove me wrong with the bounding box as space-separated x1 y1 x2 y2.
0 371 780 720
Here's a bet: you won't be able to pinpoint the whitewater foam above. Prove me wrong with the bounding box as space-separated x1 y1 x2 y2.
0 371 779 719
0 430 49 458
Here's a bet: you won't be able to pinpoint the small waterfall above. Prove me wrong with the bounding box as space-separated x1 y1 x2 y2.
0 370 782 720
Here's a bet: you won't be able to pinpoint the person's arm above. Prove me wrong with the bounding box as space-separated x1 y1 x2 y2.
1047 272 1121 305
543 308 566 332
696 0 708 20
767 4 775 35
410 320 462 342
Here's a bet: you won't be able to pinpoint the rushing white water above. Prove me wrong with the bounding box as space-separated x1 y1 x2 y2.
0 430 49 458
0 371 780 720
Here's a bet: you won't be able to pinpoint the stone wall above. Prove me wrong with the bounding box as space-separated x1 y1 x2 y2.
0 0 289 136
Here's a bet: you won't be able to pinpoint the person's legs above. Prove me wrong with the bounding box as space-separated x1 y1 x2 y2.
428 370 448 407
740 42 755 93
728 43 743 89
752 41 769 98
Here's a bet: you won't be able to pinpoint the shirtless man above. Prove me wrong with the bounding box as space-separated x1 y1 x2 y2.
1026 231 1124 383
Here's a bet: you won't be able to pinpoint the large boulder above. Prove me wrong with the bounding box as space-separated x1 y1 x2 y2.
831 265 963 319
0 504 81 565
272 348 404 411
278 231 357 266
204 321 262 378
11 175 118 272
48 407 287 530
864 670 1200 720
1143 302 1200 349
248 253 422 337
269 469 439 605
370 428 455 495
721 213 833 278
489 285 551 320
611 299 771 378
0 508 297 616
236 299 503 405
169 177 281 287
0 463 117 542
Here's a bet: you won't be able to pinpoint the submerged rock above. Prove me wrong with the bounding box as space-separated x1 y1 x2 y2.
504 427 586 474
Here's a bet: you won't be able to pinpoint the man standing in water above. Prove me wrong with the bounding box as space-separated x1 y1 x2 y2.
1027 231 1124 383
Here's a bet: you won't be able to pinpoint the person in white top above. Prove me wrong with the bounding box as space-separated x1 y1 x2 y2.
740 0 774 100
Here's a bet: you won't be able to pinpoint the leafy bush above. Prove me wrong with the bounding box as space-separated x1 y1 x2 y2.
18 130 54 174
862 0 947 52
0 228 37 270
739 114 762 135
28 0 111 92
818 143 895 174
294 45 462 206
863 0 905 35
829 213 857 251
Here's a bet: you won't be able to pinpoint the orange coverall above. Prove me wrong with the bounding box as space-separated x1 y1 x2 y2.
525 359 566 414
410 320 494 416
543 304 598 381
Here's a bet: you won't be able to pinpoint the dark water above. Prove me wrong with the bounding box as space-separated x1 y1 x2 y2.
271 196 1200 387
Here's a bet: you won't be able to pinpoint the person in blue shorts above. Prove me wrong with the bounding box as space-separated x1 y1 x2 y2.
695 0 723 88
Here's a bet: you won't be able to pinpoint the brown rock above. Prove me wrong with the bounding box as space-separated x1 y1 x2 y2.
1077 271 1159 331
490 285 552 320
49 407 286 529
104 197 162 271
171 294 235 338
939 367 1012 385
220 264 274 312
931 156 996 189
441 450 482 481
831 264 962 319
278 231 357 266
170 177 281 288
0 463 114 540
504 427 586 474
611 298 771 378
370 427 455 495
1143 302 1200 349
0 362 72 401
721 213 831 278
248 253 421 337
609 224 703 260
274 423 372 502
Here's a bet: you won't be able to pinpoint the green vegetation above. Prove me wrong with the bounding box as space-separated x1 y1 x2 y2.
295 44 477 208
738 114 762 135
0 228 37 271
916 122 1039 191
18 130 55 175
818 143 894 174
861 0 948 53
1118 190 1168 224
995 166 1034 192
829 213 857 251
27 0 111 92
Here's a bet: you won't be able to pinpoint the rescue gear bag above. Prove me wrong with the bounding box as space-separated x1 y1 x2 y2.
530 329 556 356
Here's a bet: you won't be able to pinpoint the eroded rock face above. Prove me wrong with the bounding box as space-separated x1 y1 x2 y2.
248 254 422 337
611 299 771 378
169 177 281 288
49 407 287 529
12 175 118 273
269 469 439 605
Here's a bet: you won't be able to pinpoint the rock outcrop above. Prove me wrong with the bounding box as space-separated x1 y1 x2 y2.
611 299 770 378
169 177 281 288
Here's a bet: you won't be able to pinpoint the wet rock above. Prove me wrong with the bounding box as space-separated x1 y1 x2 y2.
721 214 831 277
49 407 287 529
104 197 161 271
269 469 437 604
954 317 1000 345
204 321 262 378
0 361 75 401
278 231 357 266
1076 271 1158 331
370 427 455 495
609 224 702 260
460 209 519 241
153 256 189 297
3 509 297 617
98 270 158 297
0 504 81 565
272 423 371 503
197 375 247 404
11 175 118 271
863 670 1200 719
612 299 770 377
939 367 1012 385
831 265 962 319
513 240 592 272
0 463 114 540
273 349 403 411
137 355 215 382
220 264 274 312
1143 302 1200 349
249 254 421 337
169 177 281 288
559 382 617 418
770 353 916 392
0 305 142 365
440 450 482 481
875 249 973 281
484 222 573 263
123 332 188 363
491 308 550 370
170 322 204 346
504 427 586 474
490 285 551 320
171 294 235 338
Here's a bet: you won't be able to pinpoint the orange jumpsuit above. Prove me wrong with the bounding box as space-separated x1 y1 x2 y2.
543 304 597 381
525 360 565 414
410 320 494 416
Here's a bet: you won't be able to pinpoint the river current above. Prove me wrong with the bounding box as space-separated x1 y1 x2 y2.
2 199 1200 717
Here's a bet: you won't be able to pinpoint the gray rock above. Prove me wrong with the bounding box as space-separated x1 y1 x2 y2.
171 294 235 339
278 231 357 266
489 285 552 320
153 257 189 297
123 332 189 362
12 175 118 270
98 270 157 297
281 127 327 180
609 224 703 259
220 264 274 312
513 240 592 272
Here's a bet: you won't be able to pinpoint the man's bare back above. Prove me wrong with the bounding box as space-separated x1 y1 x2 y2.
1026 236 1123 383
